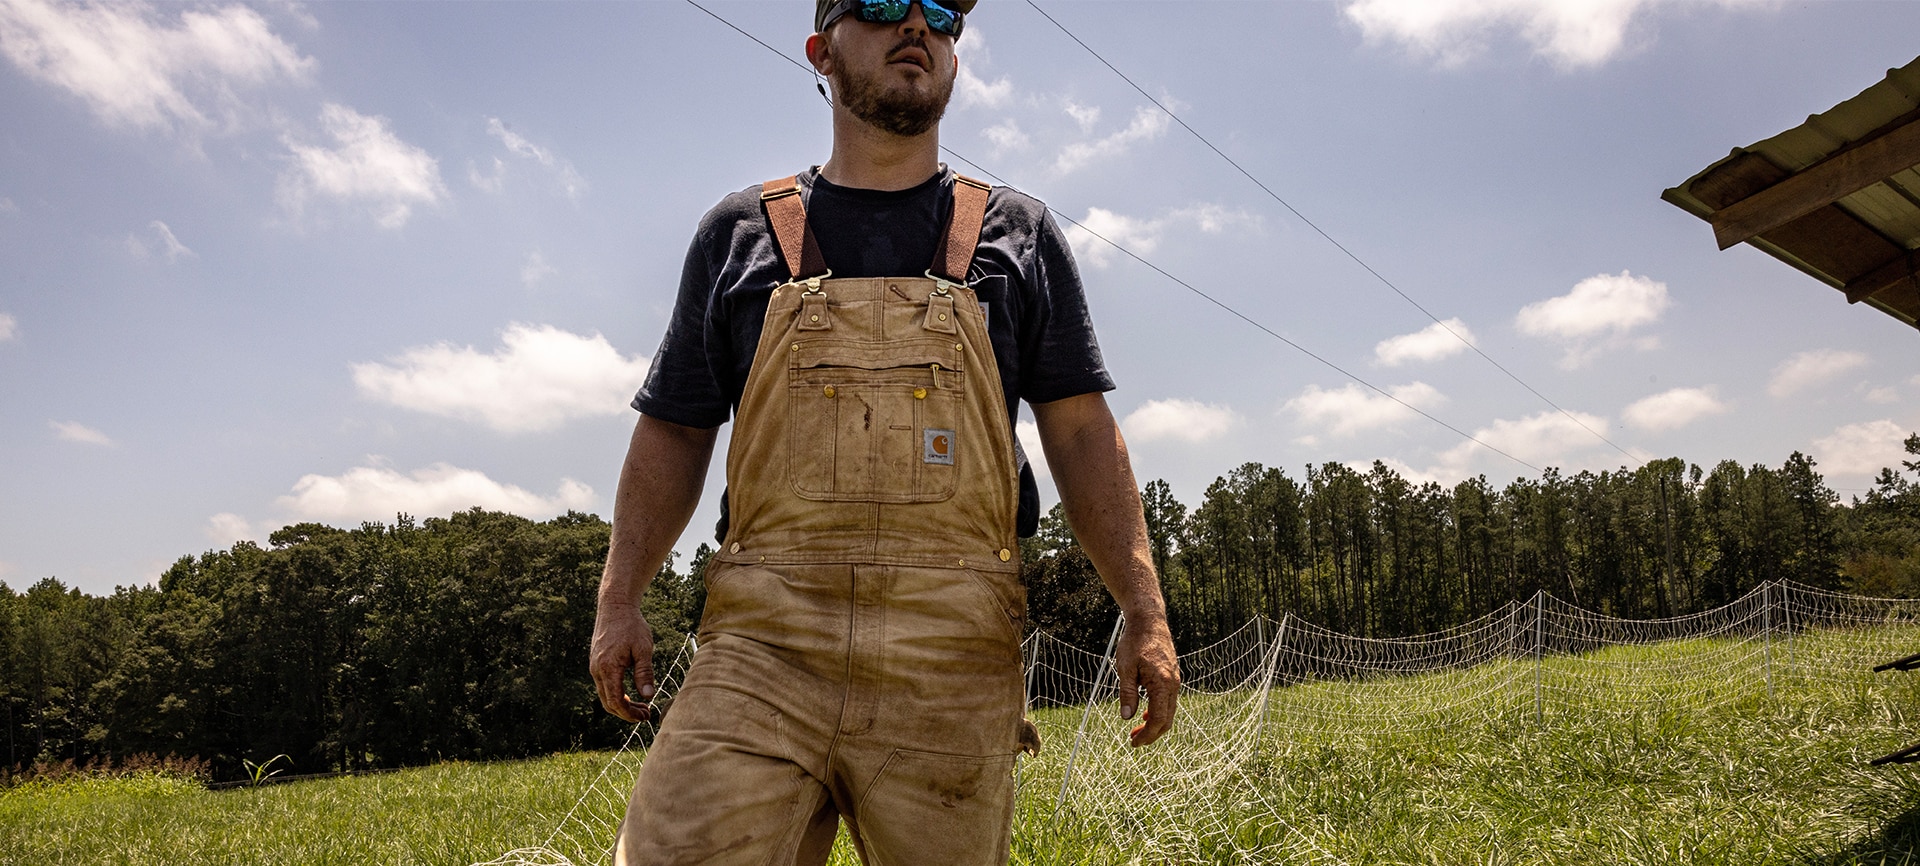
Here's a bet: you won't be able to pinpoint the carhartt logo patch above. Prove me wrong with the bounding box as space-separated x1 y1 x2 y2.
924 428 955 465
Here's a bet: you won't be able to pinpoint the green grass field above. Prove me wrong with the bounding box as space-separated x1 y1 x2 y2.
8 627 1920 865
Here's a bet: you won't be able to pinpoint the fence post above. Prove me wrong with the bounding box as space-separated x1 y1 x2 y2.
1784 580 1798 683
1054 613 1122 823
1254 614 1286 751
1533 590 1545 725
1763 580 1775 700
1016 633 1038 794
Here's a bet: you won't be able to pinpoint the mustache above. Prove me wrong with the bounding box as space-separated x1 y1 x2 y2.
887 35 932 68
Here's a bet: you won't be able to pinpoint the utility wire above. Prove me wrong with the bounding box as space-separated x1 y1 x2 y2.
937 148 1542 473
1023 0 1641 468
681 0 1543 474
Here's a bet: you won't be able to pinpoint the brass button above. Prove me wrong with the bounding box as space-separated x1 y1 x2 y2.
824 385 836 398
999 548 1012 562
938 313 948 322
810 314 820 323
729 542 741 554
791 343 799 352
954 343 963 351
913 387 927 400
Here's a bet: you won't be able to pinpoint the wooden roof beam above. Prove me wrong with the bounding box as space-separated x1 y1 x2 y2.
1845 251 1920 304
1710 115 1920 250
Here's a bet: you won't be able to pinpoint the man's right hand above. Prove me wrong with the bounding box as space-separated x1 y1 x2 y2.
590 603 658 722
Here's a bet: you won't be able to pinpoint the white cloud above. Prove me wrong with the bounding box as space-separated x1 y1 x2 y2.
520 250 555 288
1064 101 1100 133
1515 270 1670 368
1374 318 1476 366
204 512 256 546
1768 348 1868 398
1122 399 1236 444
486 117 586 200
277 461 594 523
983 118 1029 153
1285 381 1444 437
1364 456 1459 488
0 0 311 134
0 312 15 341
468 156 506 193
1810 419 1910 477
1063 203 1255 269
49 419 111 445
1054 106 1170 174
1343 0 1766 70
1436 408 1616 471
1865 386 1899 405
1621 386 1728 432
127 219 195 262
0 197 16 213
953 27 1011 110
280 103 445 229
351 323 648 433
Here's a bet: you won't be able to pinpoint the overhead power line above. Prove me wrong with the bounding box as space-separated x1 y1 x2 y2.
679 0 1547 475
1022 0 1641 468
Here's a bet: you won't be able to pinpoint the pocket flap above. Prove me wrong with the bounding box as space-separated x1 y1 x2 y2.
793 338 964 373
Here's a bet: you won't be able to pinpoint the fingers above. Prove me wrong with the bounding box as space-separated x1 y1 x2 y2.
590 607 658 723
1128 672 1179 747
633 657 658 703
591 651 650 724
1115 651 1141 721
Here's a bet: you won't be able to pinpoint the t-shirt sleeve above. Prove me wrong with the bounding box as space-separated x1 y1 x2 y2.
1019 206 1116 404
631 228 732 429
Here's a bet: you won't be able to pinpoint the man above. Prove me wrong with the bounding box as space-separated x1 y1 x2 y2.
589 1 1179 862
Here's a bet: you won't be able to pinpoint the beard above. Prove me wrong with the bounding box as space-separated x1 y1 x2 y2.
836 38 955 137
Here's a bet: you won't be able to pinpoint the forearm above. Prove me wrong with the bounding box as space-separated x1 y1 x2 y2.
598 414 719 608
1032 394 1167 622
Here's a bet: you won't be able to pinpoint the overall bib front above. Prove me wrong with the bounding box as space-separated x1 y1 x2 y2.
618 174 1033 866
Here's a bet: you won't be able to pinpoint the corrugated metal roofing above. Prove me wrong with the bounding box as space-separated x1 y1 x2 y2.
1664 55 1920 328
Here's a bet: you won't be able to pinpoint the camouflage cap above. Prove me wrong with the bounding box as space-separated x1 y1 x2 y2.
815 0 979 34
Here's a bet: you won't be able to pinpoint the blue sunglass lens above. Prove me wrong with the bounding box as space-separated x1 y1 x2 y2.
853 0 964 36
919 0 961 34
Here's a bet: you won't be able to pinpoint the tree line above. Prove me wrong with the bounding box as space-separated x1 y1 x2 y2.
1024 442 1920 654
0 510 706 781
6 441 1920 779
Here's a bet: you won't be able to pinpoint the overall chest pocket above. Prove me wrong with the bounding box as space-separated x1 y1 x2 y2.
788 337 966 503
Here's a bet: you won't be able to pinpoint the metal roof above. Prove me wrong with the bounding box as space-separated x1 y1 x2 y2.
1663 55 1920 329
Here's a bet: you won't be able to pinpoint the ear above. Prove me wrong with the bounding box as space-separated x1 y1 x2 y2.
805 32 833 76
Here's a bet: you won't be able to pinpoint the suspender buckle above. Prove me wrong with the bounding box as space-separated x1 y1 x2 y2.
803 270 833 293
924 269 961 295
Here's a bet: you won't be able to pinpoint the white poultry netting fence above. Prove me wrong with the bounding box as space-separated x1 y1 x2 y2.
477 580 1920 865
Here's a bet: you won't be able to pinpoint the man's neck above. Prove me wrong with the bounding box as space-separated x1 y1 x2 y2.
818 108 942 191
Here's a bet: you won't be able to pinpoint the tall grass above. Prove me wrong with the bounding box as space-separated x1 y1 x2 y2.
6 628 1920 865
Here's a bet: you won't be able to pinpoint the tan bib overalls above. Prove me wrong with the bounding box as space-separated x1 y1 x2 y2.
617 174 1032 866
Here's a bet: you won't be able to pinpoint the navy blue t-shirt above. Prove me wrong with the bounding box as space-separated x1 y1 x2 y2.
633 166 1114 538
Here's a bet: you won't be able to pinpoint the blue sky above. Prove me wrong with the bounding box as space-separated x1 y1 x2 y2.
4 0 1919 595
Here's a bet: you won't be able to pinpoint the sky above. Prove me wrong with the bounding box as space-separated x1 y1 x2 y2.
4 0 1920 596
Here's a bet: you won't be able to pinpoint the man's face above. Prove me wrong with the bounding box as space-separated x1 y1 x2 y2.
820 4 957 138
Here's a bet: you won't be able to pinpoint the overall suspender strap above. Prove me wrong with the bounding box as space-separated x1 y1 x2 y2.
933 174 993 283
761 176 827 281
